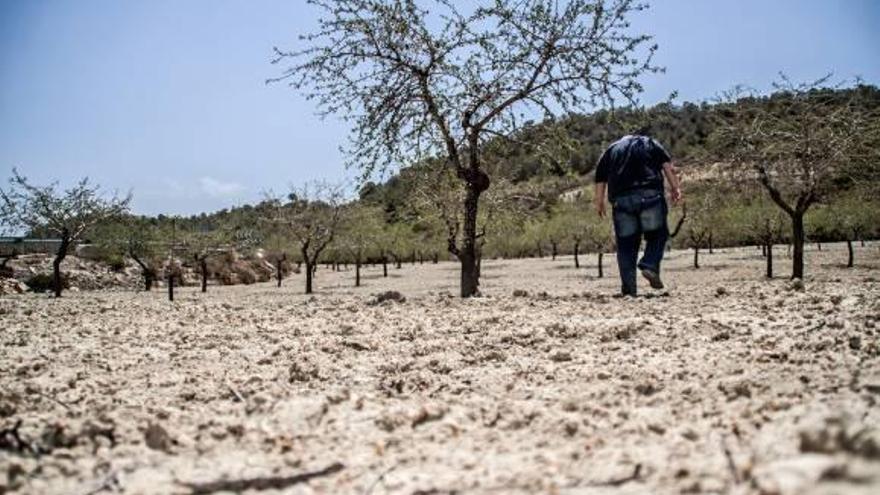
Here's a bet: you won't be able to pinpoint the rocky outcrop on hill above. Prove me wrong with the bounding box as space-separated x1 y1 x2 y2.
3 254 141 292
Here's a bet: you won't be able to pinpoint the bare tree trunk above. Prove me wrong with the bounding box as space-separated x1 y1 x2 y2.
52 256 64 297
847 239 854 268
574 241 580 268
200 258 208 293
460 251 478 297
791 213 805 279
305 261 314 294
536 241 544 258
132 254 154 291
459 183 482 298
597 252 604 278
708 231 714 254
167 273 174 301
433 252 439 264
693 246 700 269
816 242 822 251
395 255 402 269
276 258 283 287
355 253 361 287
551 241 558 260
382 255 388 277
766 241 773 278
52 233 70 298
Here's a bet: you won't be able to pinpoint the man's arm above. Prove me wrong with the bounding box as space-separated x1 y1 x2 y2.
662 162 683 204
594 182 607 218
649 138 682 204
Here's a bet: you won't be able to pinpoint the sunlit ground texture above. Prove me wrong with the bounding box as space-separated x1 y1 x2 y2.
1 243 879 494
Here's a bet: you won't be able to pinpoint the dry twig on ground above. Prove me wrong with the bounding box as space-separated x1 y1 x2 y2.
179 462 345 494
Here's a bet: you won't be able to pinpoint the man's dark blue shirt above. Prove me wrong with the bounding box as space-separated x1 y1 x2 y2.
595 135 671 200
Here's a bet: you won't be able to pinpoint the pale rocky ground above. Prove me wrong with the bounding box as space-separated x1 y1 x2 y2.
0 251 279 294
1 243 879 495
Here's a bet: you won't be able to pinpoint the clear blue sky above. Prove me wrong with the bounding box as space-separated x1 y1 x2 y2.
1 0 878 215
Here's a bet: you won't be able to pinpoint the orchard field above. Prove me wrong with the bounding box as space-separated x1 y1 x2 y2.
2 243 879 494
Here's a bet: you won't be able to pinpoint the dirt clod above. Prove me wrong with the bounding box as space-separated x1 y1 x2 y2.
144 423 174 452
371 291 406 304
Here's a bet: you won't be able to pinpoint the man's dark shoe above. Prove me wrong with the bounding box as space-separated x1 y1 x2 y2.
640 269 664 289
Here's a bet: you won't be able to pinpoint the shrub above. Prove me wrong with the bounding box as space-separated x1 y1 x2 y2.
106 254 126 272
25 273 69 293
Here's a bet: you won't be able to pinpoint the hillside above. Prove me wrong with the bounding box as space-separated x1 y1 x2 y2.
336 84 880 219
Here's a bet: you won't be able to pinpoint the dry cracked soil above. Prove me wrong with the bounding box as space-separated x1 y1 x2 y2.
2 243 880 494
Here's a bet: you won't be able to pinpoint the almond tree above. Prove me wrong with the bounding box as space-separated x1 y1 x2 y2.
183 227 231 293
524 219 547 258
263 183 342 294
0 169 130 297
411 214 446 264
273 0 659 296
582 211 614 277
546 200 588 267
813 190 876 268
261 230 295 288
127 222 163 291
94 217 164 291
711 77 879 279
541 213 566 261
385 222 415 269
162 216 184 301
729 196 787 278
835 192 875 268
678 191 715 270
339 204 385 287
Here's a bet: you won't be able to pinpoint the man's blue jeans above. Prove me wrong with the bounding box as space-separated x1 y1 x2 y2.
611 189 669 296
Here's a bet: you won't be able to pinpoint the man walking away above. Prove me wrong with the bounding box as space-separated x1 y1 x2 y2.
594 133 682 296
